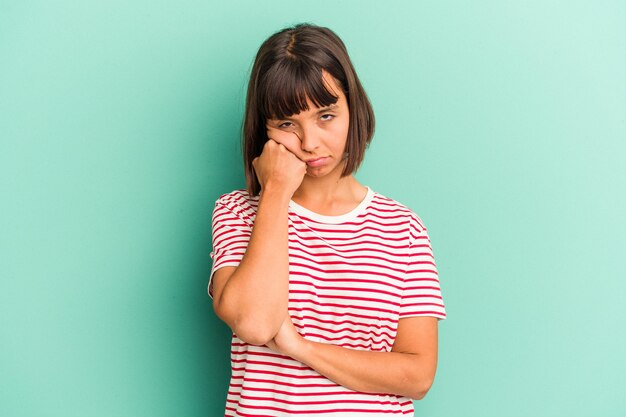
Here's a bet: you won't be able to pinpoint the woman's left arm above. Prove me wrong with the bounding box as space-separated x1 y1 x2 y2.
267 315 439 400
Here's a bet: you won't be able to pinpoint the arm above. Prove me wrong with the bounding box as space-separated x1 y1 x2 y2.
212 186 291 345
267 315 439 400
211 134 307 345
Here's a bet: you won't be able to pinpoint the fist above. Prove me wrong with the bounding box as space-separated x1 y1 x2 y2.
265 125 310 162
251 138 306 195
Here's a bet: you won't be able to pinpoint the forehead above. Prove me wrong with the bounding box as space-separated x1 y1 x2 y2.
320 70 343 97
262 66 346 120
291 96 342 117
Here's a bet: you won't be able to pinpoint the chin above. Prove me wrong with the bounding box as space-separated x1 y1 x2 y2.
306 165 333 177
305 160 343 177
304 170 325 178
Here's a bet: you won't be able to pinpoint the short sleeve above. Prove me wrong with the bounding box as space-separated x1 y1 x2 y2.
399 217 447 320
208 199 253 299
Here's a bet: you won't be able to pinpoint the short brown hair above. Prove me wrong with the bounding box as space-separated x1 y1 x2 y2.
241 23 375 196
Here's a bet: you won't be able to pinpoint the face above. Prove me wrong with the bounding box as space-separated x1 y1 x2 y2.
265 70 350 178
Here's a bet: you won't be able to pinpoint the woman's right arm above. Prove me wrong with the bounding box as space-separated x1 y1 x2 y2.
211 135 306 346
211 185 291 345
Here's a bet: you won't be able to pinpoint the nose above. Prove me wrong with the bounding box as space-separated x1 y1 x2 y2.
298 124 321 153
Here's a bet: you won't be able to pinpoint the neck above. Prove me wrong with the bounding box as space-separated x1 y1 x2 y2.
294 175 357 204
292 160 360 204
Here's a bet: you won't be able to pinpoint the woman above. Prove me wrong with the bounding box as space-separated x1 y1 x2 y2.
209 22 446 416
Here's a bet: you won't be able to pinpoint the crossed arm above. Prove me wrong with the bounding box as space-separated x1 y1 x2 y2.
213 262 439 400
265 313 439 400
210 188 440 400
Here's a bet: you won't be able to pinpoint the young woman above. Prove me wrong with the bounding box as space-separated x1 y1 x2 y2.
208 23 446 416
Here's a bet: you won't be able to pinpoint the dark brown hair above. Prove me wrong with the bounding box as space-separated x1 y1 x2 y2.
242 22 375 196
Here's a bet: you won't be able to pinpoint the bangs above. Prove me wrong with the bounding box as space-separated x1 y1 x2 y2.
260 62 340 120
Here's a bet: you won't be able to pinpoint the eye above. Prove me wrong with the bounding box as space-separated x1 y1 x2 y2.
277 114 334 129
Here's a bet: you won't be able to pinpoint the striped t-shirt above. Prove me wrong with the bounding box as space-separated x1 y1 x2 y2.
209 185 446 416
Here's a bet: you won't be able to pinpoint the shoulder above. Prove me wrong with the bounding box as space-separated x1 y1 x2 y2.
212 189 259 226
215 188 256 207
370 189 428 236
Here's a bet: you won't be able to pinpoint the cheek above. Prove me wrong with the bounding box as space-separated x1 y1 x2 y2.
266 126 306 158
291 148 311 162
330 117 350 143
277 133 301 149
334 114 349 131
281 139 309 161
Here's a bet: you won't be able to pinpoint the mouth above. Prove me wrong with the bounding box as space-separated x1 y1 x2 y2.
305 156 329 167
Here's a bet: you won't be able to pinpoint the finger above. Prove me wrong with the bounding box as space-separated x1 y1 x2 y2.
267 135 303 160
266 139 282 149
270 140 289 152
267 127 301 143
263 139 276 150
264 131 307 164
266 126 276 140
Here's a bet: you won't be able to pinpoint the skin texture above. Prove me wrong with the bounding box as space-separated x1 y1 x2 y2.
266 314 438 400
264 69 367 215
212 69 440 400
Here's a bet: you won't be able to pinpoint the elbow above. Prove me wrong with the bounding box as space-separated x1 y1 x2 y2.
218 304 281 345
212 294 283 345
411 389 428 401
232 318 278 346
410 378 434 401
403 354 437 400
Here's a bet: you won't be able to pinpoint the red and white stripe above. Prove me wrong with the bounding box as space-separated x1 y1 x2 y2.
209 187 446 416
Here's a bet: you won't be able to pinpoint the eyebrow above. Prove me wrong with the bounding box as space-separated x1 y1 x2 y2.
280 104 339 121
318 103 339 112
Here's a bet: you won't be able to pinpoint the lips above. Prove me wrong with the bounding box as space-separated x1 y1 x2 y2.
305 157 329 167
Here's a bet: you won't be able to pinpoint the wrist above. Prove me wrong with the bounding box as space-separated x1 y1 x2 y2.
259 184 292 204
290 336 314 363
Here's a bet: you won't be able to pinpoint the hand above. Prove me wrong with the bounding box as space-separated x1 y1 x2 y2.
266 314 305 358
252 134 306 196
265 125 309 162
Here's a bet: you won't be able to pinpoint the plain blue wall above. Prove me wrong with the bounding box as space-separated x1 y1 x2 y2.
1 1 625 416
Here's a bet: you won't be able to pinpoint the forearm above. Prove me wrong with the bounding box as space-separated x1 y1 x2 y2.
292 340 433 400
218 187 291 342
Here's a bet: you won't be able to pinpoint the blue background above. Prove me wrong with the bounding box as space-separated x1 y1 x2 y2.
1 1 624 415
